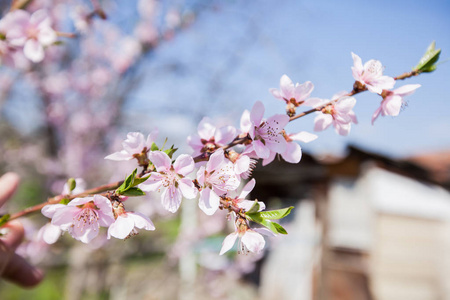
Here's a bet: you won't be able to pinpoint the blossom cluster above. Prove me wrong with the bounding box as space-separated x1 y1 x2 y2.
0 9 57 63
36 50 426 256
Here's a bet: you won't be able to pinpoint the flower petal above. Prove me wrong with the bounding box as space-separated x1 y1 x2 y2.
241 230 265 253
238 178 255 199
219 232 238 255
173 154 195 176
198 188 220 215
107 215 135 239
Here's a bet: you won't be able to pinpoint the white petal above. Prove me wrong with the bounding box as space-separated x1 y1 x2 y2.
219 232 238 255
178 178 197 199
241 230 265 253
197 117 215 140
281 142 302 163
23 39 45 63
107 215 134 239
289 131 317 143
250 101 265 126
41 204 66 218
41 223 62 244
239 178 255 199
161 185 182 213
129 212 155 230
104 150 132 161
198 189 220 215
314 114 332 132
148 151 171 172
173 154 195 176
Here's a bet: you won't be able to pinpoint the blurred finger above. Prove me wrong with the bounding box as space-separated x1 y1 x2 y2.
2 253 44 288
0 220 24 250
0 173 20 208
0 241 13 275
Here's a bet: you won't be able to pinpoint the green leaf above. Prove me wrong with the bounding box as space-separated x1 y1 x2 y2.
132 175 150 187
59 198 70 205
67 178 76 192
116 169 137 194
150 142 159 151
246 200 261 214
121 187 146 197
414 41 441 73
272 222 288 235
164 145 178 159
245 213 288 235
258 206 294 220
0 214 10 227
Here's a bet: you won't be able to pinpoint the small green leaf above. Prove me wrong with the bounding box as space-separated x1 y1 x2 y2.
132 175 150 187
245 213 288 235
258 206 294 220
59 198 70 205
246 200 261 214
121 187 146 197
0 214 10 227
67 178 76 192
272 222 288 235
414 41 441 73
116 169 138 194
150 142 159 151
164 145 178 159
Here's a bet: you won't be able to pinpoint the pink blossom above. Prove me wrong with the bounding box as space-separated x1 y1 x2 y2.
220 218 265 255
139 151 197 213
5 9 57 63
240 101 290 159
372 84 421 124
351 52 395 94
313 95 358 136
108 211 155 240
105 130 158 161
269 74 314 105
229 179 266 212
263 131 318 165
42 195 115 243
187 117 237 156
197 149 240 215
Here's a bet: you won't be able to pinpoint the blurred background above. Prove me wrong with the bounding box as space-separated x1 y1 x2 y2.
0 0 449 299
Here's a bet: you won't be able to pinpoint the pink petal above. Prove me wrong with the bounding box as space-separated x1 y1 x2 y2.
289 131 317 143
197 117 215 140
37 27 57 46
51 206 80 227
253 140 270 159
394 84 421 97
173 154 195 176
371 106 382 124
129 212 155 230
178 178 197 199
161 185 182 213
335 96 356 114
70 220 99 243
282 142 302 163
250 101 265 126
314 114 333 132
206 148 225 173
242 230 265 253
148 151 171 172
234 155 250 175
215 125 236 145
262 151 276 166
68 197 91 206
41 223 62 244
279 75 294 99
303 97 325 108
104 150 132 161
384 95 402 116
219 232 238 255
107 215 134 239
23 39 45 63
239 178 256 199
145 128 159 149
335 122 351 136
240 109 252 133
139 172 164 192
198 188 220 215
269 87 283 101
93 195 113 214
196 166 206 186
294 81 314 101
30 9 50 26
351 52 363 76
41 204 66 218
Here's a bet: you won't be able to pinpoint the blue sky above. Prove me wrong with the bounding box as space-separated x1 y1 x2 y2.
130 0 450 158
